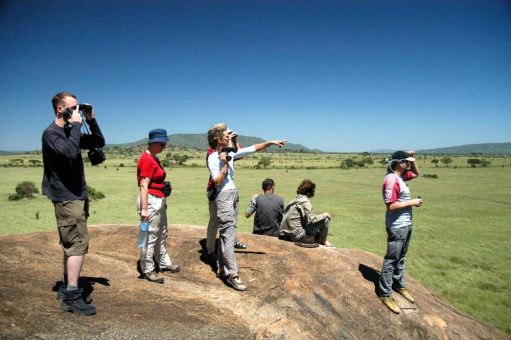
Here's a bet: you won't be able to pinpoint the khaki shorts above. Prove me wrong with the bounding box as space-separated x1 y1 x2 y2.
54 200 89 256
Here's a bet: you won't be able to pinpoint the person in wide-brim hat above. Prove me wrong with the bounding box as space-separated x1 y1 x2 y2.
136 128 180 284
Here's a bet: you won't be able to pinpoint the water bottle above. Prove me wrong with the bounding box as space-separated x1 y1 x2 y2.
137 220 149 248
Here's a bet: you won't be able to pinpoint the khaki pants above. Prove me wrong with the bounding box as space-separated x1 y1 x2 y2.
137 194 174 274
54 200 89 256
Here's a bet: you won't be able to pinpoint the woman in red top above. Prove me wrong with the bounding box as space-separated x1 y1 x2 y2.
137 129 180 284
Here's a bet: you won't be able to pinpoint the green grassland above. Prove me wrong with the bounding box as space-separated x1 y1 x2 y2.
0 152 510 334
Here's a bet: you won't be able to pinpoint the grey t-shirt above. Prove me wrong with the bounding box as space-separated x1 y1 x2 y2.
246 193 284 235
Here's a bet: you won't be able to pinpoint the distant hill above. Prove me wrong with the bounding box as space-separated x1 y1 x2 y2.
0 151 23 155
418 142 511 155
110 133 313 152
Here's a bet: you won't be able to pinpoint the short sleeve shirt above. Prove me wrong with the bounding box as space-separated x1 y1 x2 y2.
137 151 166 197
382 171 414 228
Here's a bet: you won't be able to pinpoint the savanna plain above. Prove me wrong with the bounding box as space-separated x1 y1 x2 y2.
0 151 510 334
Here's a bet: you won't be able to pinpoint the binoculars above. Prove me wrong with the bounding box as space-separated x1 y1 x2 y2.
63 103 93 121
221 147 237 161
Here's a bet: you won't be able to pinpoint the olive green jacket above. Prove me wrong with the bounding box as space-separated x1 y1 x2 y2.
279 194 327 237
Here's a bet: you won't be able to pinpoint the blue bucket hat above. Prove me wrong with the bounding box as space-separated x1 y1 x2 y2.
148 129 169 144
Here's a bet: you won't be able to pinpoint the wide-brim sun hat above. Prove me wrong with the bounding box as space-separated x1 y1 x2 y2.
148 129 169 144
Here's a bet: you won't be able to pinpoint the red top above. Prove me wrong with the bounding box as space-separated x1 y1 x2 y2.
137 151 166 198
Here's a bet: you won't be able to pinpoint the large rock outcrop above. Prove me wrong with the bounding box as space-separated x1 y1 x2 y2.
0 225 507 339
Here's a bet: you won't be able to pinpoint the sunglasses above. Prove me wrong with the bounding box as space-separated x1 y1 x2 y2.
159 143 167 147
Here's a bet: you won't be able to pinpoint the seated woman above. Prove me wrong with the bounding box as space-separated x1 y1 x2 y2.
279 179 332 247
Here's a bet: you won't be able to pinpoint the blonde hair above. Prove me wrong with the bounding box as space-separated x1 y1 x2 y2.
207 122 227 148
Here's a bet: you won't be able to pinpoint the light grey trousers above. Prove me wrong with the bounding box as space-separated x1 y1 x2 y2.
378 225 412 297
215 189 239 276
137 194 174 274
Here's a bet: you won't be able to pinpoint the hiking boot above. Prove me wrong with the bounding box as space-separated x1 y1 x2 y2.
145 271 164 284
396 287 415 303
380 296 400 314
61 288 96 316
234 241 247 249
57 284 93 304
226 274 247 291
160 264 181 273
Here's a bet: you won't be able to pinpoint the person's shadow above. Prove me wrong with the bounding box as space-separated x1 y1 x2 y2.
358 263 380 295
52 277 110 302
198 238 218 274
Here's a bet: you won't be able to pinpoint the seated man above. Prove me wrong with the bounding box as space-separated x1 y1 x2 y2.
245 178 284 237
279 179 332 247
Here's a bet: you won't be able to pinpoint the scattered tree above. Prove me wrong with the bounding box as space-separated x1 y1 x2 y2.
481 159 491 167
440 157 453 167
9 181 39 200
8 159 24 166
256 157 272 169
173 154 190 165
341 158 355 169
28 159 42 166
431 159 439 167
357 157 374 168
467 159 481 168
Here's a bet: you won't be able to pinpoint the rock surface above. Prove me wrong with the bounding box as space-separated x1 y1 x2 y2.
0 224 507 339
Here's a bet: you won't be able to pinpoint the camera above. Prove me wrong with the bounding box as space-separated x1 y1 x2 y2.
221 147 237 161
87 148 106 166
163 181 172 197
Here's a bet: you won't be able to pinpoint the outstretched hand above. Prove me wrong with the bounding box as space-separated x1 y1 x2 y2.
270 140 287 148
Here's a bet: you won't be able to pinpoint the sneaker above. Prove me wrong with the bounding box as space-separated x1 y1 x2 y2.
225 274 247 291
234 241 247 249
396 287 415 303
145 271 164 284
380 296 400 314
160 264 181 273
61 288 96 316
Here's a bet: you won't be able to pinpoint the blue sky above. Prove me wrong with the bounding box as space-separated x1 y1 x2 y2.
1 1 510 152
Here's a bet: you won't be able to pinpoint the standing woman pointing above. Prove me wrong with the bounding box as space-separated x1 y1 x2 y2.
207 123 286 291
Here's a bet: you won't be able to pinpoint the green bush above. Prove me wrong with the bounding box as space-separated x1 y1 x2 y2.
341 158 355 169
11 181 39 200
88 186 106 200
